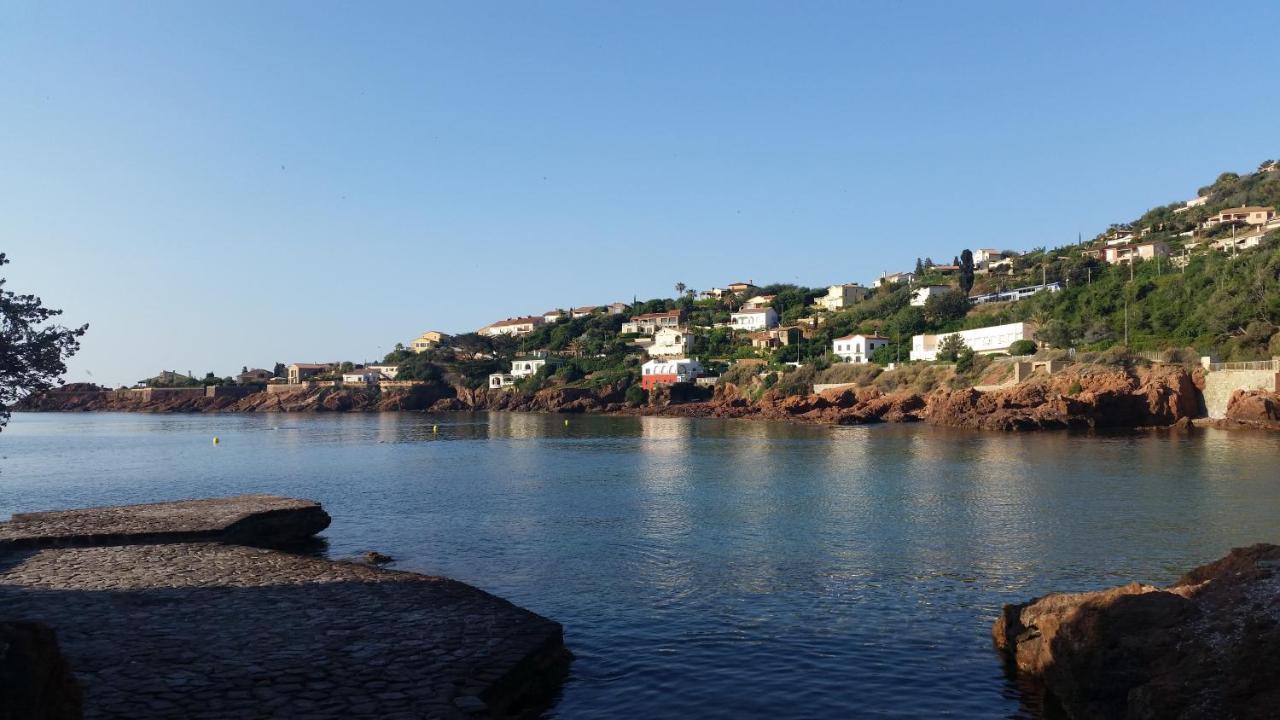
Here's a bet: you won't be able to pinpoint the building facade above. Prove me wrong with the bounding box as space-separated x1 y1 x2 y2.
287 363 331 384
648 326 693 357
480 316 544 337
411 331 449 353
910 285 954 307
816 284 869 311
730 307 778 331
621 310 684 335
640 358 705 390
910 322 1035 361
832 334 889 364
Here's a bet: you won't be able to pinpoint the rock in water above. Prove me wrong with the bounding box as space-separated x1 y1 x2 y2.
994 544 1280 719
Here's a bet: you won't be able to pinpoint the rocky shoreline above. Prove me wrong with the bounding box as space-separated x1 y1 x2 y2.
0 497 570 719
20 363 1280 431
994 544 1280 719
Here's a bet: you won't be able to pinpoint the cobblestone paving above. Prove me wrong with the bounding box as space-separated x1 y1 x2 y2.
0 495 328 548
0 544 566 719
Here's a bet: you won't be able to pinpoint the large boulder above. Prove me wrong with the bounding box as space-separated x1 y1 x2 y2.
1224 389 1280 427
994 544 1280 719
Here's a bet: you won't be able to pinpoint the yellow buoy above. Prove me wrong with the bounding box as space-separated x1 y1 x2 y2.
432 425 438 434
213 436 219 445
564 419 569 426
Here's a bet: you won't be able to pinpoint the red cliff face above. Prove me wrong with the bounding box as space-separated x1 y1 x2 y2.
1222 389 1280 429
994 544 1280 719
924 365 1201 431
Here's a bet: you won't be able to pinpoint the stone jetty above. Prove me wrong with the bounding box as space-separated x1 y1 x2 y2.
0 497 569 719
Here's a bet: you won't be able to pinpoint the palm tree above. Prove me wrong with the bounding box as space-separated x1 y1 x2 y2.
675 282 686 296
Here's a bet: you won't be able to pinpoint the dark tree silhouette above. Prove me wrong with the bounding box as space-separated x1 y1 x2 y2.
959 249 975 294
0 253 88 428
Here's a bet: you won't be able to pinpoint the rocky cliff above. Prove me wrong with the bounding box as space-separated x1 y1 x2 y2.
16 364 1232 432
993 544 1280 719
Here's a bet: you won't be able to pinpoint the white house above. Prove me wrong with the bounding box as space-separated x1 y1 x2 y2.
622 310 683 335
816 283 869 311
878 271 916 286
910 285 953 307
488 357 557 390
480 316 544 337
367 364 400 380
974 249 1005 266
1174 195 1210 214
832 334 889 364
341 368 383 385
910 322 1036 361
649 326 693 358
640 358 705 390
730 307 778 331
742 294 775 310
543 309 566 323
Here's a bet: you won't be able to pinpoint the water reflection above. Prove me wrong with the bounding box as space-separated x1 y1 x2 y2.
3 413 1280 719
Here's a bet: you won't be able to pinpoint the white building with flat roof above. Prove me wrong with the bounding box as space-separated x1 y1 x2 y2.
730 307 778 331
910 322 1036 361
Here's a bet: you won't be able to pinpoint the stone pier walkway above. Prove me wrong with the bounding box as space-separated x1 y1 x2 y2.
0 498 568 719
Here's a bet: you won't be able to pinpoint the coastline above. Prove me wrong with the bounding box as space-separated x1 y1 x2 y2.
18 362 1280 432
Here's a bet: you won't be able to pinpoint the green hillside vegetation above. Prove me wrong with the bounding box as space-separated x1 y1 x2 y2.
376 159 1280 397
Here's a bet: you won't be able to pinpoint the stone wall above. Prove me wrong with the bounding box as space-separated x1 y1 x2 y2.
1203 369 1280 418
128 387 206 402
205 385 263 399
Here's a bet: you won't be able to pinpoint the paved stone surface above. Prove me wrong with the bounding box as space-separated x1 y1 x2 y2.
0 495 331 549
0 543 568 719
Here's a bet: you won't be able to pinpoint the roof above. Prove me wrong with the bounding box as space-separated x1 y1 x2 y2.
1212 206 1275 215
572 305 603 312
834 334 889 341
487 316 543 327
732 308 771 314
631 310 682 320
289 363 329 369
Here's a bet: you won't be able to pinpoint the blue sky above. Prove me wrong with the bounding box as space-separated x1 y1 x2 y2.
3 1 1277 385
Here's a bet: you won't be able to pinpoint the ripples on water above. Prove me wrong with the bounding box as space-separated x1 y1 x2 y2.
3 413 1279 718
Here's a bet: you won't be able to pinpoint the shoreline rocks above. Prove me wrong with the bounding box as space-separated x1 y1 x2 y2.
994 544 1280 719
19 364 1279 433
1 497 570 719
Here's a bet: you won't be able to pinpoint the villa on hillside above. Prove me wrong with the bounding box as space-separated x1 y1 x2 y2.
1212 229 1270 253
236 368 273 384
606 302 629 315
730 307 779 331
640 358 705 390
742 294 775 310
488 356 560 389
622 310 683 335
287 363 333 384
480 316 544 337
878 271 916 286
726 281 757 294
931 264 960 275
700 287 726 299
1173 195 1210 214
832 334 889 364
572 305 603 318
1203 206 1277 228
542 309 566 323
909 322 1036 362
816 283 869 311
1101 240 1169 265
341 368 384 385
910 285 953 307
974 249 1006 266
750 327 799 350
411 331 450 352
648 326 693 358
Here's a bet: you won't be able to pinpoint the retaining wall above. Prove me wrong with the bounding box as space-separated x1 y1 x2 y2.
1202 369 1280 418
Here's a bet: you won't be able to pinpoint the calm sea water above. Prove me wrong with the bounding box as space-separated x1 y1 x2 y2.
3 412 1279 718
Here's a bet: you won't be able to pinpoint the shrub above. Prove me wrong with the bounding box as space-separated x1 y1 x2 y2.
936 334 969 362
1008 339 1037 356
624 384 646 406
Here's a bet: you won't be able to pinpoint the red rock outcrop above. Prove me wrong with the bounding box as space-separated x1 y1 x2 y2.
994 544 1280 719
1222 389 1280 429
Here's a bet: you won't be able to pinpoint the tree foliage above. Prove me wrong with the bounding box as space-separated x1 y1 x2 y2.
0 253 88 428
